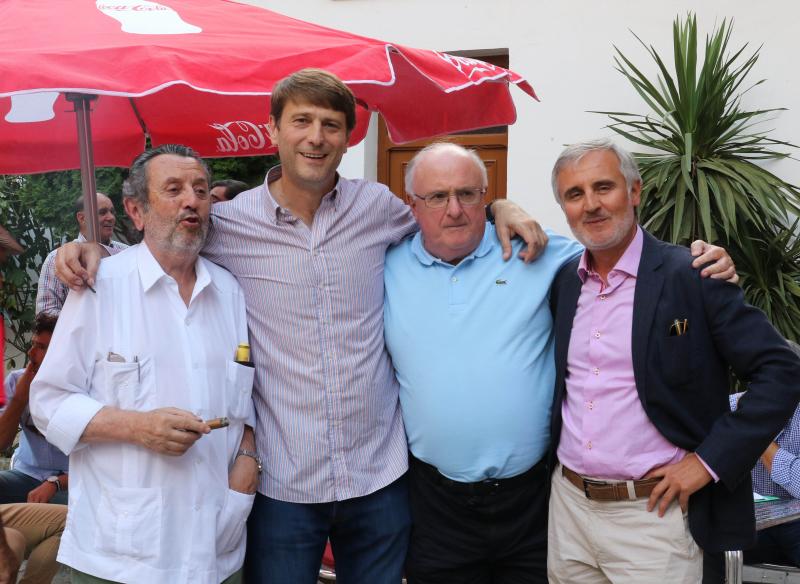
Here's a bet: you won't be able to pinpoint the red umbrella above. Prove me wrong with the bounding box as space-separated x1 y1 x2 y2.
0 0 537 237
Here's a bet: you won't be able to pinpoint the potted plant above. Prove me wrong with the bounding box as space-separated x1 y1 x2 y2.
598 14 800 340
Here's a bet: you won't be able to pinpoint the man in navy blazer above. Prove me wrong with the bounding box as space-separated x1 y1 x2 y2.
547 139 800 583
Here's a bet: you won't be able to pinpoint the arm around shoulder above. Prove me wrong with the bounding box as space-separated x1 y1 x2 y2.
694 274 800 486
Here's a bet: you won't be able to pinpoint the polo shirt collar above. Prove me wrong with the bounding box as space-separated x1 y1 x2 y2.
410 222 495 267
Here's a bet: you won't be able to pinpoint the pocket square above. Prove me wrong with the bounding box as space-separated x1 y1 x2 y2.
669 318 688 336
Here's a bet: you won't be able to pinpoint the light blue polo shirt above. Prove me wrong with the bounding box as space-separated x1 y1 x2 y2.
4 369 69 480
384 223 582 482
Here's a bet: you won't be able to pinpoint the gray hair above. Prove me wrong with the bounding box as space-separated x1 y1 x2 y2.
551 139 641 203
404 142 488 195
123 144 210 208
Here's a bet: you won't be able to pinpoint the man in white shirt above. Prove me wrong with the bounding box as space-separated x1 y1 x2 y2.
30 144 259 584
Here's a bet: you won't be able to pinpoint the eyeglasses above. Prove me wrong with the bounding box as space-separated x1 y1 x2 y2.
410 187 487 209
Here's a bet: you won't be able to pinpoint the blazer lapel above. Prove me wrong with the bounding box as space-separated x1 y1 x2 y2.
632 231 664 400
554 264 581 386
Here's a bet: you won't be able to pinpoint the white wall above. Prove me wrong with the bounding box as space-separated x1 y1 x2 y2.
243 0 800 235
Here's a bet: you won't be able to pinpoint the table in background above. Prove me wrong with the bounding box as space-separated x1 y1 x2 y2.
726 498 800 583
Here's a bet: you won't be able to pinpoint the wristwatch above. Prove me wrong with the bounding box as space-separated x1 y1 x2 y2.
236 449 263 474
45 475 61 491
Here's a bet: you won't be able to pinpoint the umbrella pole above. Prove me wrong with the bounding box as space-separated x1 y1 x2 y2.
66 94 99 243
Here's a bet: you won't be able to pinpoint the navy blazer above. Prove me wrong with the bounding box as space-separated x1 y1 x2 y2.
549 229 800 552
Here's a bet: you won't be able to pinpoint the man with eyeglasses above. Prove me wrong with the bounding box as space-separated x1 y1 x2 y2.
383 142 737 584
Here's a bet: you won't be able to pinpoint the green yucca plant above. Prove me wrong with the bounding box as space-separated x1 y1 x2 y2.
596 14 800 340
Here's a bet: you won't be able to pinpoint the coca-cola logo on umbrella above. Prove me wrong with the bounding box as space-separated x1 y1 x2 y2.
435 53 497 80
210 121 272 154
97 1 201 35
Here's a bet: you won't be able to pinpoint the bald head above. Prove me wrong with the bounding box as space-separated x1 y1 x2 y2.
404 143 489 263
75 192 116 245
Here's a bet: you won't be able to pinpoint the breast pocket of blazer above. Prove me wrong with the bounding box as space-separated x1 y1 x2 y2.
659 334 694 387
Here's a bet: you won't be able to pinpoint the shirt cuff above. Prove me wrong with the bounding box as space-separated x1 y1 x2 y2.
46 393 105 455
770 447 795 487
696 453 720 483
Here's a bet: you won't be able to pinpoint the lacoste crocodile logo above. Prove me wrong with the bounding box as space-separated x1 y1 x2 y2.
495 279 507 285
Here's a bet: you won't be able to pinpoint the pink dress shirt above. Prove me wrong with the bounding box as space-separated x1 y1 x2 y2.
557 227 687 480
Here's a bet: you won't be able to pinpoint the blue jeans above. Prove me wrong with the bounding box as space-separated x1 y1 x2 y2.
244 474 411 584
0 469 68 504
745 518 800 567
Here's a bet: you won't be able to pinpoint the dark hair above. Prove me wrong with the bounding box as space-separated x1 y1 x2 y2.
270 68 356 133
32 313 58 336
211 179 249 201
122 144 210 208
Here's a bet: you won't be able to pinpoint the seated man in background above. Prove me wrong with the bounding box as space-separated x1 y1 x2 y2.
730 343 800 568
0 503 66 584
0 313 68 504
210 179 249 203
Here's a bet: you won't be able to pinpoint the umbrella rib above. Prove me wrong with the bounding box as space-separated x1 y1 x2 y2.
128 98 149 138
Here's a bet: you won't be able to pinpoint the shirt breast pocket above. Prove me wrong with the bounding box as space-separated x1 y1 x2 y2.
225 361 254 422
93 357 155 411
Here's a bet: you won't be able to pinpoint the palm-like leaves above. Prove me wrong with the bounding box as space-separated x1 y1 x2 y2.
597 14 800 340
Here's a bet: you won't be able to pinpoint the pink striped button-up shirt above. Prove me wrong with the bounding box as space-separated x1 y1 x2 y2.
204 166 416 503
557 227 687 479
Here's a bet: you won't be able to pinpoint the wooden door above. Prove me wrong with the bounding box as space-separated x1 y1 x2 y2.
377 52 509 203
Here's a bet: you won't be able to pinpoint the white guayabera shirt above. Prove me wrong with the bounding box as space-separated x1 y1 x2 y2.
30 242 255 584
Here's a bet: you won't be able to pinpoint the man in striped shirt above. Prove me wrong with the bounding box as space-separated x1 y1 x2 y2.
36 192 127 316
53 68 545 584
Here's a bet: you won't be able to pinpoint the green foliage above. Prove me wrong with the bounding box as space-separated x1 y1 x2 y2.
596 14 800 341
207 155 277 188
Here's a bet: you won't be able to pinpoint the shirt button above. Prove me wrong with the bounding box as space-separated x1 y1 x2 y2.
587 441 593 450
594 331 601 339
451 276 458 283
587 401 594 410
599 294 607 301
593 367 600 375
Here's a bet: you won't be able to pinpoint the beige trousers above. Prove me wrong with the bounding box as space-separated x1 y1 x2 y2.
547 465 703 583
0 503 66 584
71 567 243 584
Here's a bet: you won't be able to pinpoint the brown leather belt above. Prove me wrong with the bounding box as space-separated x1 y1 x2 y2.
561 465 661 502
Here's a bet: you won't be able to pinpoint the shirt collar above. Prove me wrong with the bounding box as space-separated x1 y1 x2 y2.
263 165 341 224
136 241 211 299
76 232 120 251
410 222 494 267
577 225 643 282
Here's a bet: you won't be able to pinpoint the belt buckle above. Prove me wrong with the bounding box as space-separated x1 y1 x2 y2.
582 477 608 500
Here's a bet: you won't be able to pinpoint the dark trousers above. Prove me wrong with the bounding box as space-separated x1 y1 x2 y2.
244 474 411 584
746 519 800 567
406 455 549 584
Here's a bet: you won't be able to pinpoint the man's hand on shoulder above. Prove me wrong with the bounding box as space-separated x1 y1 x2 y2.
690 240 738 284
644 453 713 517
490 199 548 263
55 241 107 290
